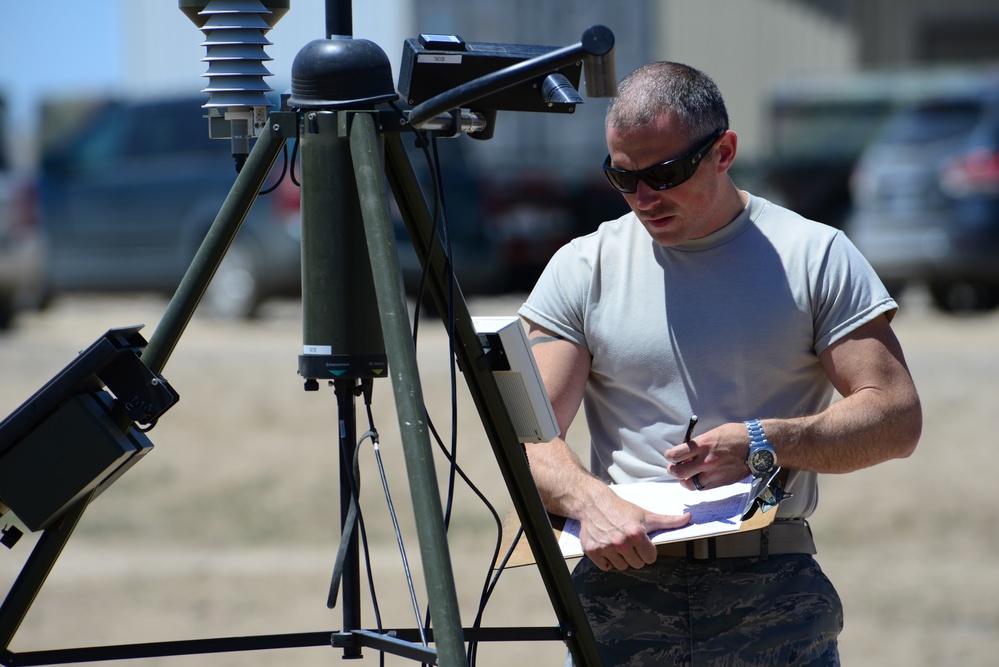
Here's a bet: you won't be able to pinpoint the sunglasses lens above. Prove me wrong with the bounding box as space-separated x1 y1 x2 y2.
643 163 686 190
602 159 689 193
602 169 635 193
602 129 722 194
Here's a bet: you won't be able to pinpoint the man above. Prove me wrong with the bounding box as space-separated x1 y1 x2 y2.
518 62 921 665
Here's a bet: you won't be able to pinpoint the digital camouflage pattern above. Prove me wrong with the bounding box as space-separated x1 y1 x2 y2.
566 554 843 667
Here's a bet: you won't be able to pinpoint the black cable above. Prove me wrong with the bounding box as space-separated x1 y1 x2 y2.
384 112 468 637
411 133 461 650
358 385 389 667
289 119 302 187
356 512 382 628
359 379 429 648
424 414 507 667
402 115 510 667
426 135 461 533
387 100 443 338
413 138 443 334
347 433 390 666
258 142 289 195
468 526 525 665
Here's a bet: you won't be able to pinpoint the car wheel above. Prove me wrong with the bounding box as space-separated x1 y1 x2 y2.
928 280 999 313
204 240 262 319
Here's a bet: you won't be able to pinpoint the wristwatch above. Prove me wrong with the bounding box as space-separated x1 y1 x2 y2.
744 419 777 477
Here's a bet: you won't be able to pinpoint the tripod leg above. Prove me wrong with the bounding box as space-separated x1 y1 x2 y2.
383 135 604 667
141 116 291 375
348 112 469 667
328 378 363 660
0 491 92 654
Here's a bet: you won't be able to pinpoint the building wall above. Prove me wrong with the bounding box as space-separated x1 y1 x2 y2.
848 0 999 67
116 1 854 170
114 0 999 170
654 0 856 159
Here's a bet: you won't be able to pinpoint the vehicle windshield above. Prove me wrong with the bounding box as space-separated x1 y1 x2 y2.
878 99 983 144
772 99 895 160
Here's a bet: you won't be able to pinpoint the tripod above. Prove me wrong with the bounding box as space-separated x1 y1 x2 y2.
0 2 616 665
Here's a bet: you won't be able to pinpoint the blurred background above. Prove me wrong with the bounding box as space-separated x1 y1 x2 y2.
3 0 999 327
2 2 999 666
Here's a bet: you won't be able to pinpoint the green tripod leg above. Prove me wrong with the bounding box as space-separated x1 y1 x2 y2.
349 111 469 667
382 133 604 666
142 116 291 376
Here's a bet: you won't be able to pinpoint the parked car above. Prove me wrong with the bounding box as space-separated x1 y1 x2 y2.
38 95 301 319
0 96 47 330
389 137 507 298
759 70 971 231
389 137 620 297
37 91 623 321
762 75 901 230
845 68 999 312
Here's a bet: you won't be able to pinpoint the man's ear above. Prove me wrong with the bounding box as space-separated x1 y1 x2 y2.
716 130 738 173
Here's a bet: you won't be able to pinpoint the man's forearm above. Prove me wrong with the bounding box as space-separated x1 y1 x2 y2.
524 439 612 519
769 313 922 474
767 386 921 474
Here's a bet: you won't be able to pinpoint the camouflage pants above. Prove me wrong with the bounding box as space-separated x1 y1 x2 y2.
566 554 843 667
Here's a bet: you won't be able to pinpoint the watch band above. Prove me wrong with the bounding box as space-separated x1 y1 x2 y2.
744 418 769 448
744 418 776 476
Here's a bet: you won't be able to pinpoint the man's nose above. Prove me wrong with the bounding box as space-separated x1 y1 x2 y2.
632 180 663 208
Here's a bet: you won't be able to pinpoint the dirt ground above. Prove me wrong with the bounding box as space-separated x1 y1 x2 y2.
0 289 996 666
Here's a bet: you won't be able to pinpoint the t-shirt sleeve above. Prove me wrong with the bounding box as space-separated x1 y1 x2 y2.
518 242 590 349
812 230 898 354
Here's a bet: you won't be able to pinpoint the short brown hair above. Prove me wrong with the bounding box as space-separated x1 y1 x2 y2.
606 62 729 144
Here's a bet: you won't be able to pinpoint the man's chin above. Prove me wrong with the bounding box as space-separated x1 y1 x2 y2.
642 218 683 245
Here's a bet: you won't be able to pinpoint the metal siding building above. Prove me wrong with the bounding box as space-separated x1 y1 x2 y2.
117 0 999 175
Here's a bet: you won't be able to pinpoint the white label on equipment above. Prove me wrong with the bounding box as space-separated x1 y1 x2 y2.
417 54 462 65
303 344 332 355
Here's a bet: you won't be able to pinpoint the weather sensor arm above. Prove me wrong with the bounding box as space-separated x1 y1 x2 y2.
406 24 616 130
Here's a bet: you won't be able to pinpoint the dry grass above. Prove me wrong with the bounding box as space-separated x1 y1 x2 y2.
1 289 996 666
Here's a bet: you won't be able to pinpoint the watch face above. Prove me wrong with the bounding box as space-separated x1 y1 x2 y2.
751 449 775 472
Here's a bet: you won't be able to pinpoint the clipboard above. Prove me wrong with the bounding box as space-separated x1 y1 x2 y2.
498 469 789 569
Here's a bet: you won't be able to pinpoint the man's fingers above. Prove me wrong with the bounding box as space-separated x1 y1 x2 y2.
589 514 689 569
592 550 628 571
663 442 695 464
649 511 693 532
587 528 659 570
634 540 658 566
593 545 653 571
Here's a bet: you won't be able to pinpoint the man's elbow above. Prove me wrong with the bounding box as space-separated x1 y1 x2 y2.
893 396 923 460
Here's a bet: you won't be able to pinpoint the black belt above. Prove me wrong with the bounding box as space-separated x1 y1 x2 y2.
656 519 816 560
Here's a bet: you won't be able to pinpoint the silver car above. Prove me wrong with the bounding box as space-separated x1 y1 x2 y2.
846 69 999 313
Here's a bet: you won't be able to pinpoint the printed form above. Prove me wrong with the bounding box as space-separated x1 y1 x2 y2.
557 477 755 559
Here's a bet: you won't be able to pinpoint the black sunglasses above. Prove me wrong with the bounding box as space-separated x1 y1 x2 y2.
602 129 724 194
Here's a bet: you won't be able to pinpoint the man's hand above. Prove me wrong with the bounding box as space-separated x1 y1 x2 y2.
523 322 692 570
663 422 751 490
578 491 691 571
663 315 922 484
